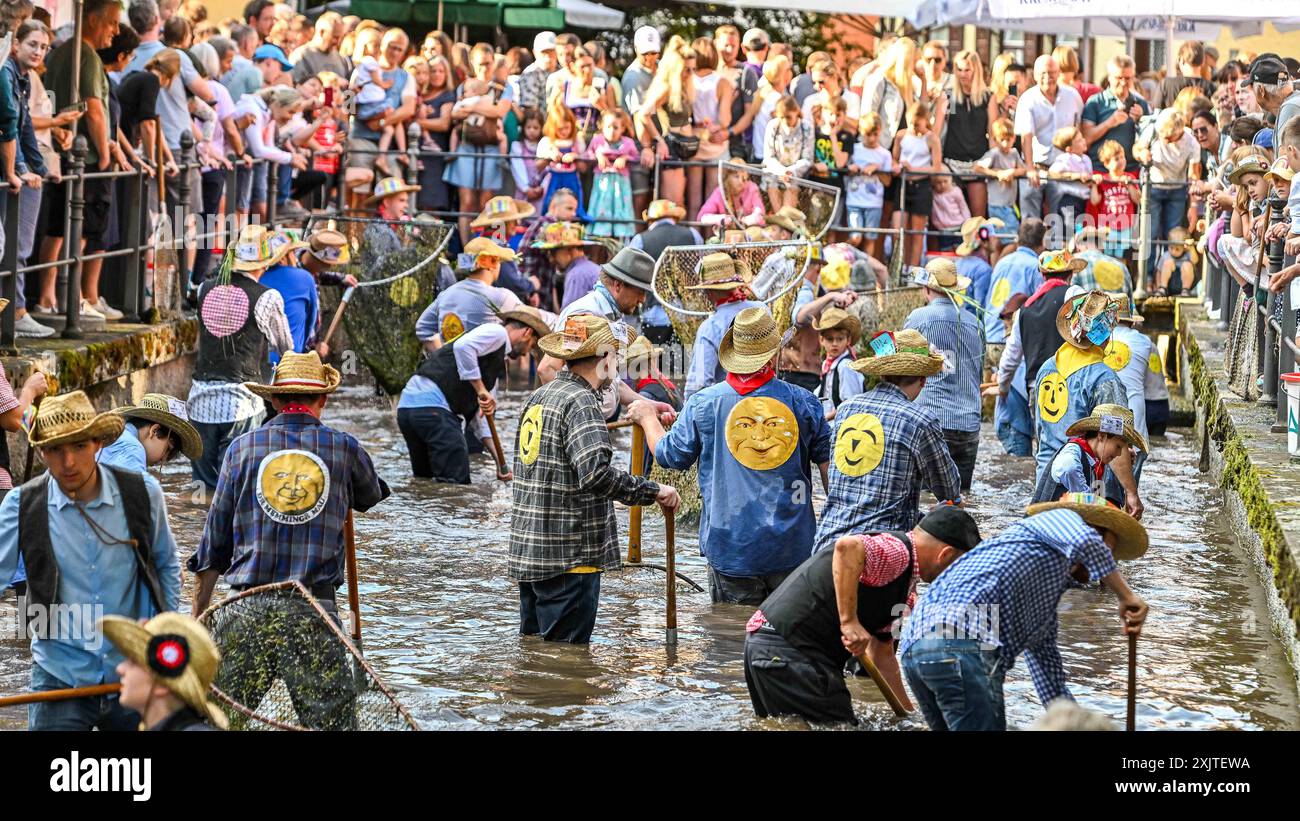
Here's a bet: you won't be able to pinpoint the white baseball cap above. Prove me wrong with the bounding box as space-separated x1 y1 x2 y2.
634 26 661 55
743 28 770 50
533 31 557 54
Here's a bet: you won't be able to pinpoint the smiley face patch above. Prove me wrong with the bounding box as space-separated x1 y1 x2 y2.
833 413 885 477
441 312 465 343
256 449 330 525
989 277 1011 310
1104 340 1132 372
518 404 543 465
725 397 798 470
1037 372 1069 424
390 277 422 307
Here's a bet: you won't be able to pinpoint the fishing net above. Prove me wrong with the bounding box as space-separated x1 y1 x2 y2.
716 160 841 241
198 581 420 731
1224 289 1261 401
309 215 453 395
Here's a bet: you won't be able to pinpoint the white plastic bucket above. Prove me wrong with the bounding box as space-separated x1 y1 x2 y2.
1281 373 1300 456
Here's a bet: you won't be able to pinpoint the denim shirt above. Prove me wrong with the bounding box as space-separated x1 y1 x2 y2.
351 68 407 143
904 296 985 432
0 57 28 161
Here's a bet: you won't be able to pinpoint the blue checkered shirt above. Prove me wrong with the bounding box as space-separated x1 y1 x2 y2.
904 296 985 432
813 382 960 550
188 412 390 589
899 509 1119 706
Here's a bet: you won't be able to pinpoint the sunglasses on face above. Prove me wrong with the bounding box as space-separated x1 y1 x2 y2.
1193 126 1212 136
925 56 944 63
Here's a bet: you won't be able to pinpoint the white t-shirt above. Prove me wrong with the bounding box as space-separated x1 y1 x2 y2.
845 144 891 209
1014 84 1083 165
801 89 860 127
1143 129 1199 183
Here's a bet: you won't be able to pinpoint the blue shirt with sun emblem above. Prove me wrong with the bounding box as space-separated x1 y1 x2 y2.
1033 344 1128 484
814 382 961 551
655 377 829 577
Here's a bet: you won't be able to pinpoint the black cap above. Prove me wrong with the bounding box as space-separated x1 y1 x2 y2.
917 505 982 553
1241 55 1289 89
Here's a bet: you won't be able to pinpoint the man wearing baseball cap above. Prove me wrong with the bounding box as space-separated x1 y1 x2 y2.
744 505 982 724
519 31 559 114
742 28 770 77
1243 53 1300 134
623 26 662 219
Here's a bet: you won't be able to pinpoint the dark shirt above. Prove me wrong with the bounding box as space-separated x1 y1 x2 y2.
118 70 161 147
1159 76 1214 108
149 706 218 731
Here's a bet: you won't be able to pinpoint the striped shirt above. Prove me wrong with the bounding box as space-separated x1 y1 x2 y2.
904 295 985 432
508 371 660 582
899 509 1118 706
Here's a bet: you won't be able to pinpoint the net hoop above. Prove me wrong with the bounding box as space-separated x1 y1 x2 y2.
652 240 813 318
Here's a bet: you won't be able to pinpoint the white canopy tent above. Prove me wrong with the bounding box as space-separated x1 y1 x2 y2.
557 0 625 30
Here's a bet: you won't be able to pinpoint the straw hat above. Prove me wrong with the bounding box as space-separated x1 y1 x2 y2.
1025 492 1149 560
472 195 536 228
531 221 598 250
643 199 687 222
245 351 342 398
308 229 350 266
1065 402 1148 453
464 236 517 264
814 305 862 342
266 230 309 268
99 612 229 730
912 257 972 293
718 306 781 374
1056 289 1119 349
687 252 754 291
1038 248 1088 276
1226 153 1270 184
0 298 8 313
498 306 552 340
364 176 421 206
537 314 635 361
626 334 662 365
956 216 1004 256
111 394 203 461
231 224 279 272
1266 156 1295 184
850 328 945 377
1109 292 1144 324
766 206 808 235
28 390 125 448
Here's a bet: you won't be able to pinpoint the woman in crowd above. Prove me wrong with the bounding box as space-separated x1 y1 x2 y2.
944 49 992 220
412 54 456 214
3 19 50 336
687 36 732 219
1135 108 1201 264
861 37 920 240
636 34 696 207
445 41 516 242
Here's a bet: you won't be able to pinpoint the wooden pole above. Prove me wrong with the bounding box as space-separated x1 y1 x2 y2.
484 412 509 479
1127 633 1137 732
22 394 40 482
344 511 362 649
320 286 355 349
627 424 645 564
0 682 120 708
665 505 677 645
854 652 910 717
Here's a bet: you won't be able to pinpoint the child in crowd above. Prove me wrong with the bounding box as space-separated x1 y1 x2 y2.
975 117 1027 231
893 99 941 267
762 94 814 209
510 109 549 214
929 174 970 252
1155 226 1200 295
697 163 765 232
1049 126 1093 233
1217 151 1271 290
1088 139 1140 259
1033 403 1147 504
586 111 640 240
808 96 849 195
351 50 402 173
845 112 892 258
537 104 590 221
813 306 864 418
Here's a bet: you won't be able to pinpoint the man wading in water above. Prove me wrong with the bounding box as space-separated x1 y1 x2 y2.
509 316 680 643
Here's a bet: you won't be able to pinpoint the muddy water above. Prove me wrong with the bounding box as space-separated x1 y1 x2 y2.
2 380 1297 730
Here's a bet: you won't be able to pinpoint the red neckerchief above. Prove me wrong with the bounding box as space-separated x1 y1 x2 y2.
636 375 678 394
715 288 750 306
281 402 318 417
1069 436 1105 480
821 349 854 375
1023 277 1070 308
727 364 776 395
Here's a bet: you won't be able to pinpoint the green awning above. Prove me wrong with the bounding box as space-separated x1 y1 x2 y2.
349 0 621 30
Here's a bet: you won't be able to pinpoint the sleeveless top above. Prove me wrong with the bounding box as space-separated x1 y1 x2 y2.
943 92 991 162
899 132 932 171
692 72 722 126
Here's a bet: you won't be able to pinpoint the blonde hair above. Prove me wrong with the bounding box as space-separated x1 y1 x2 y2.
146 48 182 82
1098 139 1126 166
859 110 881 141
990 117 1014 141
1157 109 1186 140
1052 126 1080 151
1052 44 1080 76
951 50 989 107
882 37 919 105
990 52 1017 104
257 85 304 111
649 34 695 117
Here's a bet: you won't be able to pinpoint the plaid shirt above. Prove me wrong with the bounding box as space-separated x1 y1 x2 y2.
814 382 960 550
518 62 550 113
508 371 660 581
189 412 390 589
900 509 1118 705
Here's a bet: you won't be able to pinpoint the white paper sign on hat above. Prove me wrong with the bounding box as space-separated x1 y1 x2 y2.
1099 415 1125 435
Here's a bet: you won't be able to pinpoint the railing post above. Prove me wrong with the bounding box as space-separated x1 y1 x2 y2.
121 158 145 322
266 158 278 227
1218 252 1234 331
1 188 19 352
225 153 239 238
406 122 421 189
61 136 87 340
1133 170 1150 300
1259 196 1286 408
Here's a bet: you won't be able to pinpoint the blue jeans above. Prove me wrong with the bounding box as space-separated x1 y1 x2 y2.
192 413 266 492
1146 183 1188 270
28 664 140 731
519 572 602 643
987 204 1019 234
902 637 1006 731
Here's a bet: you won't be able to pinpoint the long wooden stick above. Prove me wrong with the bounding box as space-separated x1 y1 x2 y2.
1127 633 1137 732
627 424 645 564
854 652 910 717
665 506 677 645
344 511 362 649
484 412 509 479
321 286 355 349
22 394 40 482
0 682 120 708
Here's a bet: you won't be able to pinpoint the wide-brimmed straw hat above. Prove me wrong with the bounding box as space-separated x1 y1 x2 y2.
99 612 229 730
912 257 972 293
850 328 945 377
364 176 421 206
1065 402 1148 453
464 236 517 265
1056 289 1119 349
626 334 662 364
718 306 781 374
245 351 342 398
643 199 687 222
1038 248 1088 276
28 390 125 448
1108 292 1144 324
687 251 754 291
231 224 279 272
266 230 309 268
1226 153 1269 184
537 314 635 361
498 306 552 340
766 206 808 235
472 195 536 228
308 229 350 266
956 216 1004 256
530 221 598 250
814 305 862 342
1025 492 1149 560
111 393 203 461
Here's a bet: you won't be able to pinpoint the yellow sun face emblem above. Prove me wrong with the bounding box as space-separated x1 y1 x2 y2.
256 449 330 525
1105 340 1132 372
1093 258 1125 292
1148 352 1163 374
990 277 1011 310
518 404 543 465
725 397 799 470
1037 372 1069 424
833 413 885 477
441 312 465 343
389 276 422 307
